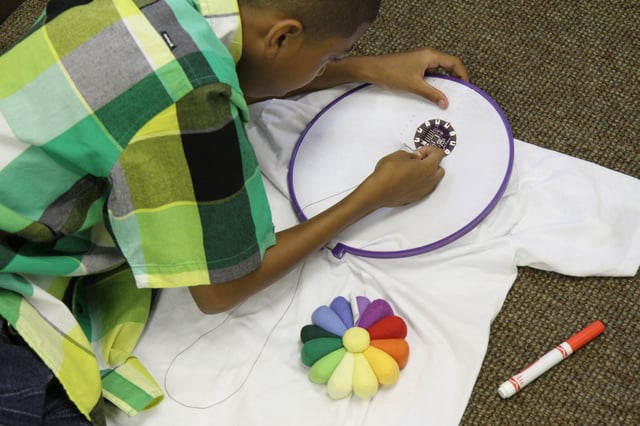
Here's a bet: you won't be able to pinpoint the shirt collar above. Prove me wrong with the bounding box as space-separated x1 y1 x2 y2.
196 0 243 63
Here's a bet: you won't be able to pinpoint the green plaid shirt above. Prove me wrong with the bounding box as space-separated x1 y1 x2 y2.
0 0 275 423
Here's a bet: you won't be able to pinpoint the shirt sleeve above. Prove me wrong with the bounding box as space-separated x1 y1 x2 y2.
106 82 276 289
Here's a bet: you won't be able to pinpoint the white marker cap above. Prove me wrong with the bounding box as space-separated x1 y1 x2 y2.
498 382 516 399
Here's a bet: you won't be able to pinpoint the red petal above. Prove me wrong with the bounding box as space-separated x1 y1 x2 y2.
367 316 407 340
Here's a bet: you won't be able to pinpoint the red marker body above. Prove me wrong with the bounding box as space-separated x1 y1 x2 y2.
497 320 605 398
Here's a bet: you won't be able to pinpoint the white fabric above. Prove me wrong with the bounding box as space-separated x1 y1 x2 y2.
106 85 640 426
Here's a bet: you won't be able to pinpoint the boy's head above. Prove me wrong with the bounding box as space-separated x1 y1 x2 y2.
238 0 381 39
236 0 381 98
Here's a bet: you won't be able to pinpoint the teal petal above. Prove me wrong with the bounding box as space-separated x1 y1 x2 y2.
300 324 340 343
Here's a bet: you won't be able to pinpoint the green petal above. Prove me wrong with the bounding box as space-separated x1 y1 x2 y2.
309 348 346 384
301 337 343 366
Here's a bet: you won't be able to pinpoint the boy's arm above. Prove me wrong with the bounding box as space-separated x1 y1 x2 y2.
291 47 469 108
189 146 445 314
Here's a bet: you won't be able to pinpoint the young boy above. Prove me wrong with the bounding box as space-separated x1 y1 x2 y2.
0 0 468 424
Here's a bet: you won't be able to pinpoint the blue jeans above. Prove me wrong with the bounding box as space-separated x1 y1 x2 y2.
0 317 96 425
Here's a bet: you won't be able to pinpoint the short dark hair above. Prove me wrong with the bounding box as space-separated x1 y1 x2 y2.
238 0 381 38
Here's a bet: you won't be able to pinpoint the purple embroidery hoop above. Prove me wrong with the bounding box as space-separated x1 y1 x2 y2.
287 76 514 259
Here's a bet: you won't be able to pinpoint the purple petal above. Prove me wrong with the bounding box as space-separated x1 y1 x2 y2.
355 296 370 320
357 299 394 329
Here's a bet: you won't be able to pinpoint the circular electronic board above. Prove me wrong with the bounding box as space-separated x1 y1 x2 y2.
413 118 457 154
287 75 514 259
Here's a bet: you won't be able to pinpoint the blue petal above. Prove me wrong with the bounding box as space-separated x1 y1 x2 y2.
312 305 349 336
330 296 354 328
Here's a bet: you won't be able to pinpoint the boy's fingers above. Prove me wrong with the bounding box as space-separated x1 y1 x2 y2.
415 81 449 109
412 145 446 162
442 58 469 82
432 51 470 81
417 52 469 108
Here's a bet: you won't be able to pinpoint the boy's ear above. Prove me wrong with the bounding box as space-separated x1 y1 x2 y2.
263 19 304 58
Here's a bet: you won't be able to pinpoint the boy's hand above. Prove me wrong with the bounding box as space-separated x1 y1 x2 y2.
359 145 446 209
286 47 468 109
354 47 469 109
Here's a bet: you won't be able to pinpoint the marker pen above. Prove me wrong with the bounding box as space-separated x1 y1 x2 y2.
497 320 606 399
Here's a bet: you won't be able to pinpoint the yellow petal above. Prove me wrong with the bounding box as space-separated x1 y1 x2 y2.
327 352 355 399
363 346 400 385
352 353 379 399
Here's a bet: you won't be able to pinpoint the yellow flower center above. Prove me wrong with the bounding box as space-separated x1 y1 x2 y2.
342 327 370 353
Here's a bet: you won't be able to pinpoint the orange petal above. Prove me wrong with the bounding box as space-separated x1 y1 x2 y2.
370 338 410 368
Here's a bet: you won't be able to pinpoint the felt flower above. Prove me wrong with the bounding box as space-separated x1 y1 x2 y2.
300 296 410 399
